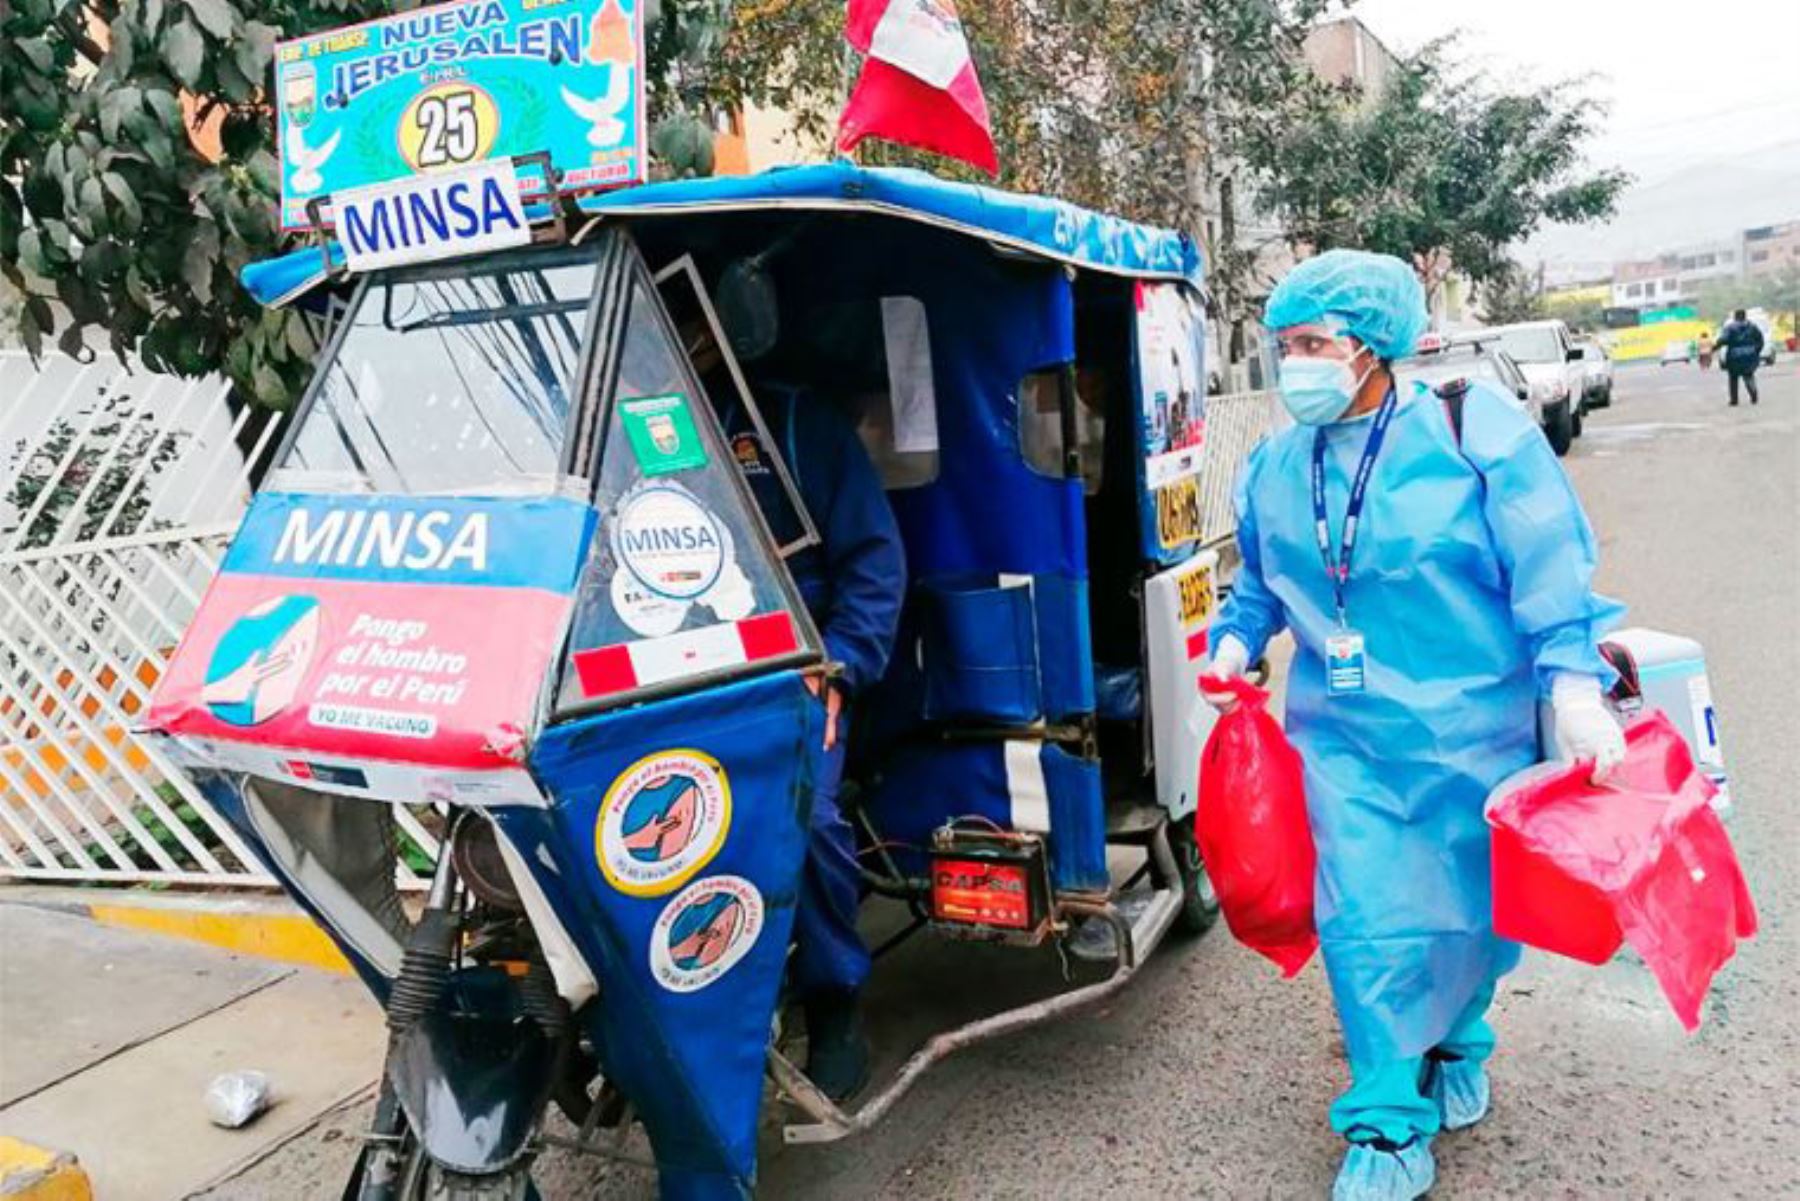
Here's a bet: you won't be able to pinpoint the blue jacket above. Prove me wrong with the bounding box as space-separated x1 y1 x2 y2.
1717 320 1764 369
723 386 906 696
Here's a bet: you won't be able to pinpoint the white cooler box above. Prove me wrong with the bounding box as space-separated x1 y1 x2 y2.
1541 627 1730 816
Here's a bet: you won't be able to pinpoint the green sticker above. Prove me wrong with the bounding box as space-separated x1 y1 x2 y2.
620 394 707 476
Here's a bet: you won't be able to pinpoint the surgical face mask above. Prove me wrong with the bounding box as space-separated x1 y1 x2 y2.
1277 356 1361 426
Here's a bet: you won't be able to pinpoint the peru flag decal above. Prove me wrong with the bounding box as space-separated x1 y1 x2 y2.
837 0 998 177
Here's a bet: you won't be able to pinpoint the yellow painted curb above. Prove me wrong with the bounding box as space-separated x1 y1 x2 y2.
0 1136 92 1201
85 903 351 975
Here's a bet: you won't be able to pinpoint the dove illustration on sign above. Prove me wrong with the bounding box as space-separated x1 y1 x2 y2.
286 123 342 195
561 67 633 149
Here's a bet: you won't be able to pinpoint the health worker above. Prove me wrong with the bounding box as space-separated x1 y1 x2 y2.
1202 250 1627 1201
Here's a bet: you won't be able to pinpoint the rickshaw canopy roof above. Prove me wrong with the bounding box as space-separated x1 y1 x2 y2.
240 161 1203 308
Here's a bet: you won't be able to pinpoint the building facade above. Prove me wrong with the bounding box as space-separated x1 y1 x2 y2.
1743 221 1800 277
1610 237 1743 309
1302 16 1399 101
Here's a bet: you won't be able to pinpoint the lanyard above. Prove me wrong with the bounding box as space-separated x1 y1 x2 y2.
1311 384 1399 626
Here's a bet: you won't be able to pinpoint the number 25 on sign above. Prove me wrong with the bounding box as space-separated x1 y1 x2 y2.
401 83 502 171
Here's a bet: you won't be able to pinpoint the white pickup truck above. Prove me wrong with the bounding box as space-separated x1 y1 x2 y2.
1454 320 1587 456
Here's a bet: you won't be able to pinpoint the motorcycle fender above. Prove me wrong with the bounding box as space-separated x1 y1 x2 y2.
387 969 559 1174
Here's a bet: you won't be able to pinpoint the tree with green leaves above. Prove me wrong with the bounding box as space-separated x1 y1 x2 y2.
4 383 185 547
1 0 1365 405
694 0 1343 361
1476 265 1546 325
1250 40 1628 304
1543 291 1608 336
0 0 763 406
1 0 398 405
1695 263 1800 327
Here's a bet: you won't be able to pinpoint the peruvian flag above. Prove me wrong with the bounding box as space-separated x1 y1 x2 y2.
836 0 998 177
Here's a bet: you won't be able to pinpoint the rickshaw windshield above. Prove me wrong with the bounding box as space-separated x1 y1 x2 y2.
275 249 600 495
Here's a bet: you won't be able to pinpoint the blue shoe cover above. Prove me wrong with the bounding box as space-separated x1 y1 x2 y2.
1332 1137 1436 1201
1431 1057 1490 1131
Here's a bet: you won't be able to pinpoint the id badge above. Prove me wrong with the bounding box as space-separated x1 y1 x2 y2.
1326 629 1367 697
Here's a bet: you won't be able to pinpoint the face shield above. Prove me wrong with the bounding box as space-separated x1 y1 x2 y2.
1266 316 1362 367
1268 318 1379 427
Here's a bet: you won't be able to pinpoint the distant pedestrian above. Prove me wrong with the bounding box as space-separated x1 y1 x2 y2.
1716 310 1765 406
1698 330 1715 370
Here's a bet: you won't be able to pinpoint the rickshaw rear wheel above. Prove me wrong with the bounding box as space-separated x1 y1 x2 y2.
1165 818 1220 937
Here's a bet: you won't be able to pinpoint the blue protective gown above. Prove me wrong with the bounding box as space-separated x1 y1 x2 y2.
723 384 906 997
1213 380 1623 1065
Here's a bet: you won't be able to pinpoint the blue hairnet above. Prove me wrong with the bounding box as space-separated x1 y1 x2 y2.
1264 250 1430 360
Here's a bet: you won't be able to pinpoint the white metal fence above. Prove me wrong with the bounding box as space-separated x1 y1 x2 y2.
0 353 441 888
1198 388 1277 548
0 353 267 883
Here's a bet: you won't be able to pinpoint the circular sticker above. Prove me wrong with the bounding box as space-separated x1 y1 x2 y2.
398 83 502 172
700 561 756 622
609 567 689 638
649 875 764 993
611 484 728 601
596 750 731 896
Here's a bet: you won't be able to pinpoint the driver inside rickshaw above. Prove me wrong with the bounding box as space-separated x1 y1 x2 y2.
700 259 908 1103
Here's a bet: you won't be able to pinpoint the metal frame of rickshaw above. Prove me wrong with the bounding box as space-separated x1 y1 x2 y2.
283 172 1204 1160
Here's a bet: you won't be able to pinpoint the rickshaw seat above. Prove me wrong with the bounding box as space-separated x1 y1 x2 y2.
1094 664 1142 722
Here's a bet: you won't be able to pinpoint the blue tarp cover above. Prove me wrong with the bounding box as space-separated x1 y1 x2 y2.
240 161 1202 307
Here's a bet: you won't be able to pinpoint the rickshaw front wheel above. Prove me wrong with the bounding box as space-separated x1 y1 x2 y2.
415 1163 538 1201
1166 819 1221 937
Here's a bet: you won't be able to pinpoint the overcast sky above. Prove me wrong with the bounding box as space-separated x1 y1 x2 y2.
1349 0 1800 269
1352 0 1800 180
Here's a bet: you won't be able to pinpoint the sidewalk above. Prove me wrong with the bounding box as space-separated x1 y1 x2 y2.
0 898 382 1200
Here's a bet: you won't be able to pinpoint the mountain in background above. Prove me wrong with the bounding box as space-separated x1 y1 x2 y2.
1525 137 1800 283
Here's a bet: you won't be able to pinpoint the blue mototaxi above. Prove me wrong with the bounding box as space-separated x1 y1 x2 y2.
146 161 1245 1199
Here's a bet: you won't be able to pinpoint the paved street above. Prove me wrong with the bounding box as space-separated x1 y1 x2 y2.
201 358 1800 1199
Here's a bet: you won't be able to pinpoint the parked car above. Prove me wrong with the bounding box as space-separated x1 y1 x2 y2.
1452 320 1585 456
1661 339 1695 366
1397 340 1540 426
1573 338 1614 408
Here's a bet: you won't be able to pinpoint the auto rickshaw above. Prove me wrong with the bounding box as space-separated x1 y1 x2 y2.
145 156 1250 1199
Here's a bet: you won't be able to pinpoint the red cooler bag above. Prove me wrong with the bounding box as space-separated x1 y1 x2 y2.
1194 677 1318 977
1486 712 1757 1030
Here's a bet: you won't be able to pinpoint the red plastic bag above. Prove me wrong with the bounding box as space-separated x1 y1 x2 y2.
1194 677 1318 976
1487 712 1757 1030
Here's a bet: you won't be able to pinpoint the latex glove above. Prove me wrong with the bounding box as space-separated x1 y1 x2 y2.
1199 634 1252 713
1551 672 1626 782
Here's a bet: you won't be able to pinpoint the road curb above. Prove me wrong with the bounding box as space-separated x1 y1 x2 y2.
0 1137 92 1201
0 887 349 974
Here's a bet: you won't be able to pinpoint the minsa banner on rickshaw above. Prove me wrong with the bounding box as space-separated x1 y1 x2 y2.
275 0 647 232
146 492 595 806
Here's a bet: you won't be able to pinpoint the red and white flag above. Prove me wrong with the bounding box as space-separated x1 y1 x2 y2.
836 0 998 177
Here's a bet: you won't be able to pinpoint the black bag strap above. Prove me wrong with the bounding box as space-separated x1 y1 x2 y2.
1600 640 1641 706
1432 377 1470 446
